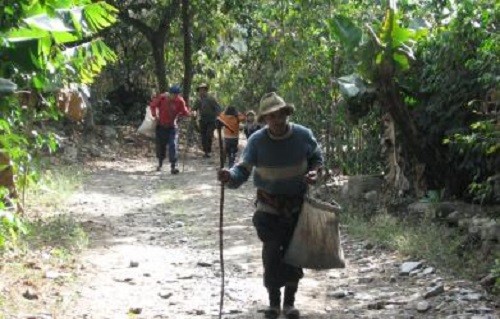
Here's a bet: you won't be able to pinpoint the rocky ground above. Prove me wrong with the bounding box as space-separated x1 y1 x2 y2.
1 132 498 319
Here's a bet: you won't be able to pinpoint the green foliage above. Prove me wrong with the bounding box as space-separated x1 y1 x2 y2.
0 189 28 250
328 15 362 51
329 5 421 78
93 0 496 202
0 1 116 251
0 94 61 202
0 2 116 178
443 120 499 204
196 0 386 175
326 106 383 175
0 165 84 252
324 0 498 200
0 211 28 249
1 1 117 87
408 0 499 200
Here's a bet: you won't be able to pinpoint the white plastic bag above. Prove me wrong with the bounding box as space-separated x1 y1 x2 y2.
284 195 345 269
137 106 156 138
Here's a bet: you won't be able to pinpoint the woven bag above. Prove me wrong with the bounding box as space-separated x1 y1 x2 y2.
284 194 345 269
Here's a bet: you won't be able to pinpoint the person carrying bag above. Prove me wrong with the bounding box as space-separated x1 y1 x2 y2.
218 92 327 319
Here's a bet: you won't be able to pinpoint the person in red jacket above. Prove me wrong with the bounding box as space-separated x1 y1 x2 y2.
150 85 190 174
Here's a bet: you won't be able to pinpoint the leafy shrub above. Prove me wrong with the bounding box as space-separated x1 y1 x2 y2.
343 210 492 278
408 0 499 201
0 188 28 250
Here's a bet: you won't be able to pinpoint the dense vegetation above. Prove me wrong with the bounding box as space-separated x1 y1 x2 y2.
93 0 498 201
0 0 498 281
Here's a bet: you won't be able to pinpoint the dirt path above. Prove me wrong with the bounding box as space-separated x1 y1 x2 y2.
44 152 498 319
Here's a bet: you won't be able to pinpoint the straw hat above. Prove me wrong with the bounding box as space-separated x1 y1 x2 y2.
258 92 294 121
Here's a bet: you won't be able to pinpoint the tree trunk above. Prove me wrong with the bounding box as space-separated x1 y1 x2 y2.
376 62 434 195
181 0 193 104
151 35 168 93
110 0 181 94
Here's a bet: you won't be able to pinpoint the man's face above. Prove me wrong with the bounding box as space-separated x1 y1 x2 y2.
247 115 255 122
198 88 208 97
264 109 288 132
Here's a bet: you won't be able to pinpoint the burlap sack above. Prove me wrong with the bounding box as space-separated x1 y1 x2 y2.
284 195 345 269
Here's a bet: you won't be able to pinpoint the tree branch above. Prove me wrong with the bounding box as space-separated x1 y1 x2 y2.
105 0 154 41
157 0 181 33
117 11 154 41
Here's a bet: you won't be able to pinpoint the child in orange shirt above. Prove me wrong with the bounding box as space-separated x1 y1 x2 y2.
217 106 246 167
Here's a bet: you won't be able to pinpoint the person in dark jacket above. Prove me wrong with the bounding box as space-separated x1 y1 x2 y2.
192 83 221 158
150 85 190 174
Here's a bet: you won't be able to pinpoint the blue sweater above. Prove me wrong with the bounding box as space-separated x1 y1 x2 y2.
227 123 323 195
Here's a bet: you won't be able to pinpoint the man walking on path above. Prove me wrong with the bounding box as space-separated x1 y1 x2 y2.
218 92 323 319
150 85 190 174
192 83 221 158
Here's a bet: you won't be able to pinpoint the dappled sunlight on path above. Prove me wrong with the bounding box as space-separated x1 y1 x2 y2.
51 153 498 319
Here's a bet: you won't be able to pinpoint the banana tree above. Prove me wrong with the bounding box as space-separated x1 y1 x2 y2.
1 1 117 89
0 1 118 215
329 0 435 193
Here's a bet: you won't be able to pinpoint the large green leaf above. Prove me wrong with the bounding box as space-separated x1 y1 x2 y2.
3 1 117 84
6 28 49 42
393 52 409 70
83 3 117 32
378 8 417 71
329 15 362 50
7 3 116 44
24 13 74 32
60 39 116 84
52 30 79 43
391 22 415 48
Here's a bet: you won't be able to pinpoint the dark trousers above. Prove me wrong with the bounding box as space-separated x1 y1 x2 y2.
200 120 216 154
224 138 238 168
252 210 303 289
155 126 178 165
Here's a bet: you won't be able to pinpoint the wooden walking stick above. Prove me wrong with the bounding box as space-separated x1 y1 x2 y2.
181 119 190 172
216 123 225 319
